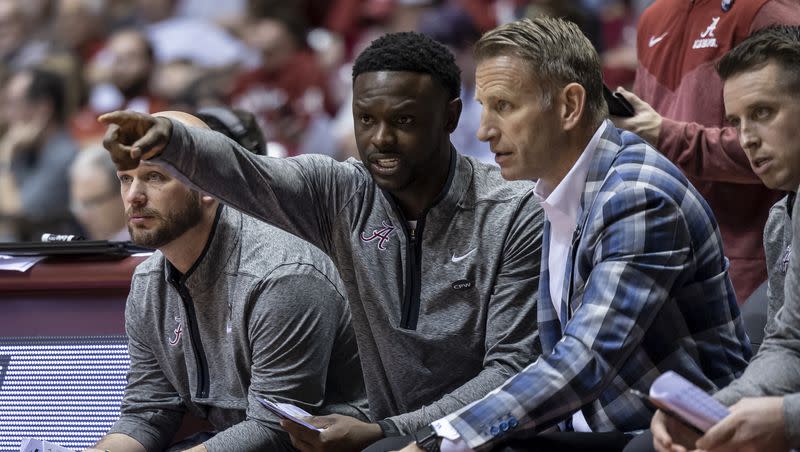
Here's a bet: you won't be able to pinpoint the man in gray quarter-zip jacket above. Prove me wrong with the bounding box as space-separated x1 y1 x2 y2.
98 32 544 452
86 112 367 452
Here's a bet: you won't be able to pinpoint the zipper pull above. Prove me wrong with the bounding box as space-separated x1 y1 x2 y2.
226 302 233 334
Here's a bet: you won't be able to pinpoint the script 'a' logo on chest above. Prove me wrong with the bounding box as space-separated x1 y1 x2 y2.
169 315 183 346
360 220 396 250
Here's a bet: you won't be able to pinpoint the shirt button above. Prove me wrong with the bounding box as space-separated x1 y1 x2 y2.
500 421 509 432
490 425 500 436
509 417 519 428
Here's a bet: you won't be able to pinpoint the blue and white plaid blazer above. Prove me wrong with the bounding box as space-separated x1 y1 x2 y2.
448 121 751 449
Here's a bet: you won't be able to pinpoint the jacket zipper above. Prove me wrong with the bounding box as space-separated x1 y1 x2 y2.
175 283 210 398
400 218 425 329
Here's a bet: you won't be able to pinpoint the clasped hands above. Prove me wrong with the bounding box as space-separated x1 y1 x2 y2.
652 396 789 452
280 413 385 452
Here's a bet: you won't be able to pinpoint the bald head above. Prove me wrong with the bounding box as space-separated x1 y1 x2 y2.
153 110 209 129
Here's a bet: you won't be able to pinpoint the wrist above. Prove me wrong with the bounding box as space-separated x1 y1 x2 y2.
364 422 384 443
414 425 441 452
376 418 400 437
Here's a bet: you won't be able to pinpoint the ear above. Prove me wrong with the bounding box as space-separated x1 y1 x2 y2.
445 98 462 133
558 83 587 131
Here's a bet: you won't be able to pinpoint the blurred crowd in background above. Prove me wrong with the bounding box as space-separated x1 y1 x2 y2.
0 0 651 242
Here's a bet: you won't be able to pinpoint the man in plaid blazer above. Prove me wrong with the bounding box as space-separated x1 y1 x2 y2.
391 16 752 452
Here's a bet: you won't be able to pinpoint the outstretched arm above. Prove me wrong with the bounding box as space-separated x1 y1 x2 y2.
99 110 363 255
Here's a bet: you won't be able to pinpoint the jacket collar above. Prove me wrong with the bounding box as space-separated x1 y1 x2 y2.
576 120 642 229
538 121 646 353
165 204 239 293
380 145 467 226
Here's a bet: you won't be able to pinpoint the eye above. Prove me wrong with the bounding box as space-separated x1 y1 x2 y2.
118 174 132 184
396 115 414 125
727 116 740 129
752 106 772 121
147 172 165 182
359 114 374 126
496 100 511 112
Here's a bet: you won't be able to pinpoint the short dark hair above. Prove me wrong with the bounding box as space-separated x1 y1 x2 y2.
352 31 461 100
24 67 68 123
717 25 800 93
474 17 606 125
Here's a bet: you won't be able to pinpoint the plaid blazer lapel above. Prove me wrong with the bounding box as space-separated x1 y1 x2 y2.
537 218 563 355
578 121 625 224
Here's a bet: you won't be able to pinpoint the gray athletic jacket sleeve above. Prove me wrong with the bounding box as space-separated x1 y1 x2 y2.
109 291 186 451
155 121 359 254
203 266 355 451
714 194 800 447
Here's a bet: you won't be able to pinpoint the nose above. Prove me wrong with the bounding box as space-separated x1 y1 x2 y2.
477 108 498 144
739 121 761 154
370 122 396 150
124 178 147 207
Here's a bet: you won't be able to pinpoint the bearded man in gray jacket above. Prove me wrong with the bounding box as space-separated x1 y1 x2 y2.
99 32 544 452
86 111 367 452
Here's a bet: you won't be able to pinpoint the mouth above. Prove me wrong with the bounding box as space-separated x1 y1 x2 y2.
368 154 401 176
128 210 158 225
128 215 153 225
751 156 773 174
492 150 512 165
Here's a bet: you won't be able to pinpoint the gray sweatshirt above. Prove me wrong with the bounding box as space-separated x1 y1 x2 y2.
715 193 799 447
153 121 544 434
110 206 368 451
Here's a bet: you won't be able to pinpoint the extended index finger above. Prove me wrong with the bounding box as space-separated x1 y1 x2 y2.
98 110 139 126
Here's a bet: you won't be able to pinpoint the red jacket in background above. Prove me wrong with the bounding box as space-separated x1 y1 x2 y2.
634 0 800 301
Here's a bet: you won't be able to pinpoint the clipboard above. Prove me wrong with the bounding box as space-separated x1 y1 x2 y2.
258 398 323 432
0 240 152 258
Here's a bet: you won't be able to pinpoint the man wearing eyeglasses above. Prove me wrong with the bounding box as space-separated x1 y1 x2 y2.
69 146 130 241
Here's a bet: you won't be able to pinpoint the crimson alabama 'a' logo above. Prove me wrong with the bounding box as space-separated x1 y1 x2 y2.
360 221 396 250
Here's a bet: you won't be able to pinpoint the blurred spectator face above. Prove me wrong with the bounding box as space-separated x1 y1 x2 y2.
247 18 298 74
117 162 204 248
3 71 39 125
108 30 153 98
54 0 106 52
135 0 174 23
70 151 127 240
150 60 200 106
0 0 27 60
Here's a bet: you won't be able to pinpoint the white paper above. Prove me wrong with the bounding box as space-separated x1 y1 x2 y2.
0 255 46 272
258 398 323 431
19 438 75 452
